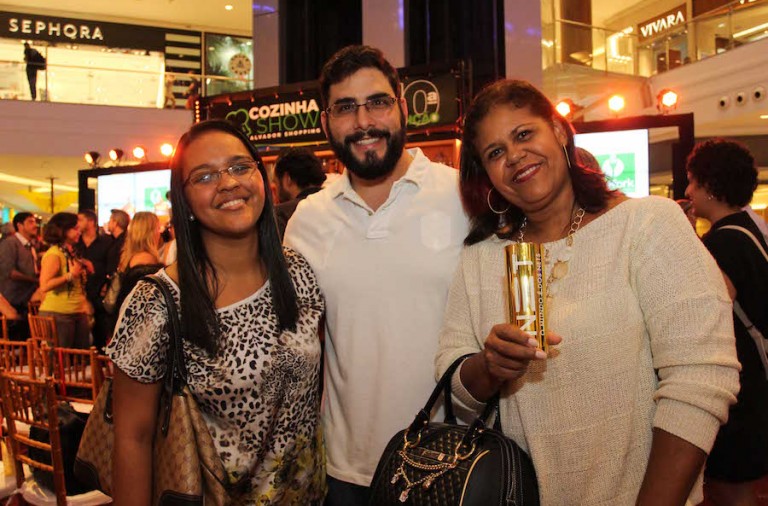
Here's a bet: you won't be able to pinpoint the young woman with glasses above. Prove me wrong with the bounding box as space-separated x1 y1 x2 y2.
107 120 326 504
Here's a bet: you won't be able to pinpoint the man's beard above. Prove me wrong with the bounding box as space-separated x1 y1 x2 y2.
328 114 407 181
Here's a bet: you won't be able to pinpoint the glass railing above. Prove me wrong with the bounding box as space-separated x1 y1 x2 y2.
0 60 252 108
543 0 768 77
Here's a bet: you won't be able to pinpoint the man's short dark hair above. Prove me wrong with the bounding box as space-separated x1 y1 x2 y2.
110 209 130 230
275 148 327 190
12 212 35 232
319 45 400 109
78 209 98 225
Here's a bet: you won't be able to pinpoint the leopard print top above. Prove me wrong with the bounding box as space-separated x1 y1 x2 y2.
107 248 325 504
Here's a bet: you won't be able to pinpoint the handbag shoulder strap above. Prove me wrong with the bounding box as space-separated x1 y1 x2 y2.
143 273 187 435
715 225 768 379
718 225 768 262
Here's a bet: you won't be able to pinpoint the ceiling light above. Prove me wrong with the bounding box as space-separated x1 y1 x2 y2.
608 95 626 113
160 143 174 157
657 89 679 114
225 4 233 10
734 22 768 39
760 114 768 119
108 148 124 163
84 151 100 167
555 99 573 119
133 146 147 160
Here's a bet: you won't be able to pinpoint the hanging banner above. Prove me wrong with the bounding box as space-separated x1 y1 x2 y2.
201 66 463 146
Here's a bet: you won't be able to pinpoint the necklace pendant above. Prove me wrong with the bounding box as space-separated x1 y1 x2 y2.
552 261 569 280
399 488 410 502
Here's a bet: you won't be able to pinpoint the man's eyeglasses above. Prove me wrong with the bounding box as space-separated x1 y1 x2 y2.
325 96 397 118
184 159 259 187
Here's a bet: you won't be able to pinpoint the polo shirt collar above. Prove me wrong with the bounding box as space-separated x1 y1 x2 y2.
329 147 428 201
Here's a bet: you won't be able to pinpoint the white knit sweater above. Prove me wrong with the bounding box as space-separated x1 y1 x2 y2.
437 197 741 506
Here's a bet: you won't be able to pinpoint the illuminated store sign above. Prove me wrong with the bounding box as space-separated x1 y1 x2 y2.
203 67 463 146
638 5 686 42
0 11 175 51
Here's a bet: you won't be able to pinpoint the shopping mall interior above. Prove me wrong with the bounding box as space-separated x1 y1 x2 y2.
0 1 767 504
0 0 766 226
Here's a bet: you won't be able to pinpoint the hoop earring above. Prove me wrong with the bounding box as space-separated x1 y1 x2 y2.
487 188 511 215
562 145 572 170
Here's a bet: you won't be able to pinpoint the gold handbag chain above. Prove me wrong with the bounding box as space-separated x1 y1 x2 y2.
390 440 477 502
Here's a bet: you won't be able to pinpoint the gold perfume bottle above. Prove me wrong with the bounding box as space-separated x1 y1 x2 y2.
505 242 548 351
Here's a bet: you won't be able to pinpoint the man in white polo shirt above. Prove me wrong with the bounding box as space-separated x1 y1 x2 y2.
284 45 469 504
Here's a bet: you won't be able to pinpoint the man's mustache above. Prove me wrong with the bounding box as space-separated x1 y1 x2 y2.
344 128 391 145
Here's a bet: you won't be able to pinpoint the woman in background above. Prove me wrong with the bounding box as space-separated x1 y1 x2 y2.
39 212 93 348
112 211 164 315
686 138 768 506
108 120 325 505
437 79 740 505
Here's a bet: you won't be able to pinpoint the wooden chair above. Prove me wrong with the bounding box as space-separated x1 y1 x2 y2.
28 338 54 380
0 374 65 505
52 347 100 405
93 355 114 394
0 374 111 506
0 340 35 379
28 315 58 348
27 300 41 317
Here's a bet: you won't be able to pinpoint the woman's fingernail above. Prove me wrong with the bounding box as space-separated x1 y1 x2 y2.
527 338 539 347
535 349 547 359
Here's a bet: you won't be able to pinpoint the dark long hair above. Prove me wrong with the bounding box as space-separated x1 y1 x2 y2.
43 212 78 246
460 79 616 245
169 119 298 354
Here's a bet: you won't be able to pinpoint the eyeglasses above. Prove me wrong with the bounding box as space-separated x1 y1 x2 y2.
184 159 259 187
325 95 397 118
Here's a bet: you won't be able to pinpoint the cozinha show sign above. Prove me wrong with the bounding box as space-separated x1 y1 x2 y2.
207 89 326 145
202 67 462 146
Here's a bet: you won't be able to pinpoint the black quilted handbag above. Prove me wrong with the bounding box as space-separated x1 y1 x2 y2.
369 355 539 505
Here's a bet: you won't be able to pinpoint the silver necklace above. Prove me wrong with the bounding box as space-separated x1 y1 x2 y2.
517 206 586 296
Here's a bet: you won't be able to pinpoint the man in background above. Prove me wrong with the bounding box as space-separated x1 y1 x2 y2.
105 209 130 275
23 42 45 101
274 147 327 237
284 45 469 504
77 210 112 349
0 212 39 339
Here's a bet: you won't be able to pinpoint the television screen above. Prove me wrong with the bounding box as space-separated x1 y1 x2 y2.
96 169 171 226
573 129 650 198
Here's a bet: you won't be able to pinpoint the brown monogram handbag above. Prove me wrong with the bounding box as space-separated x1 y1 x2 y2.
75 275 230 505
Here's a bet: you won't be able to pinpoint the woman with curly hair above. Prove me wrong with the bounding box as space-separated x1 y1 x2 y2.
38 212 93 348
686 138 768 506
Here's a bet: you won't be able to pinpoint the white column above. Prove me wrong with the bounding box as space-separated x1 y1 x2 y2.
504 0 543 87
362 0 405 68
252 0 280 88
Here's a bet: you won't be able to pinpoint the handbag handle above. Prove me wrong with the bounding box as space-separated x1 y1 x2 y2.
406 353 501 452
144 274 188 437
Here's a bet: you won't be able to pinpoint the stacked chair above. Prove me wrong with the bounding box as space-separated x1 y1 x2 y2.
0 325 113 504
